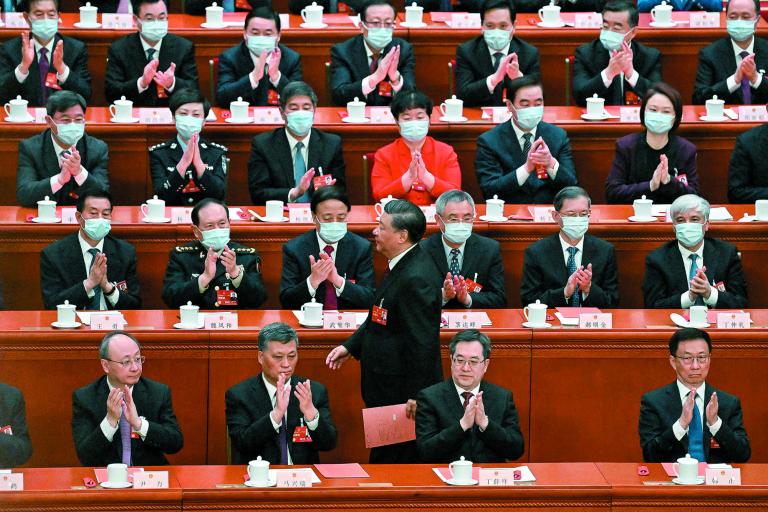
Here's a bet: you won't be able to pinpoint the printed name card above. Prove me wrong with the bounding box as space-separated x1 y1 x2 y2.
574 12 601 28
205 312 238 330
705 467 741 485
369 107 396 124
103 13 133 28
738 105 768 122
3 13 29 27
444 312 484 329
716 312 751 329
323 312 356 329
33 107 47 123
620 107 641 123
579 313 613 329
689 12 719 28
420 205 436 223
133 471 169 489
139 108 173 124
279 13 290 27
171 207 193 224
252 107 283 125
449 12 481 28
60 207 77 224
276 469 313 488
531 206 555 223
90 312 126 331
0 473 23 491
288 206 312 223
479 468 519 486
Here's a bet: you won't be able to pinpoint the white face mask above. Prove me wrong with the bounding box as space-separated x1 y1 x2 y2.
441 221 473 245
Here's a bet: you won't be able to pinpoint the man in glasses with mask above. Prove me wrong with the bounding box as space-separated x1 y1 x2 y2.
162 197 267 309
280 186 374 310
423 189 506 309
521 186 619 308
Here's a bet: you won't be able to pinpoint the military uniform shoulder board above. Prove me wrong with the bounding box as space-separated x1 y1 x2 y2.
209 141 229 152
174 244 198 252
233 247 256 254
149 141 169 152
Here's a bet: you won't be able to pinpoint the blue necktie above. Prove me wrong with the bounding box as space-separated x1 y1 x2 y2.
688 391 706 462
449 248 460 276
689 254 705 306
38 47 49 105
293 141 309 203
567 246 580 306
119 404 132 465
88 248 103 310
740 51 752 105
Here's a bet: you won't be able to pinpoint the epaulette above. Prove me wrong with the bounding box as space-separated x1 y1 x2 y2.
233 247 256 254
149 141 168 152
174 245 198 252
209 141 228 152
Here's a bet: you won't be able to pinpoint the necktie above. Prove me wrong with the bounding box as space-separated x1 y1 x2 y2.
369 53 380 73
689 254 705 306
293 141 309 203
492 52 504 71
119 403 132 465
328 0 338 13
116 0 130 13
449 248 461 276
88 248 103 310
146 48 156 62
322 245 338 310
688 391 706 462
276 391 289 465
222 0 234 11
740 51 752 105
522 132 533 156
567 246 581 307
461 391 473 409
38 47 49 105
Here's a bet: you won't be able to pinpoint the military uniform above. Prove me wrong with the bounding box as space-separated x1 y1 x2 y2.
149 138 228 206
161 240 268 309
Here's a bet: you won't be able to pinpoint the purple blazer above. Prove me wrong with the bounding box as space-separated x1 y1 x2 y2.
605 133 699 204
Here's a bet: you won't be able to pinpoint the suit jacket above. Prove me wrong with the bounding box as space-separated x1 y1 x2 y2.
574 39 661 106
521 233 619 308
421 232 507 309
371 136 461 205
728 124 768 203
693 36 768 105
0 383 32 468
40 232 141 310
105 33 199 107
606 133 699 204
226 373 337 465
639 381 751 463
642 237 748 309
16 130 109 207
0 34 92 106
343 244 443 407
329 35 416 106
475 120 577 203
248 127 346 204
71 376 184 467
415 379 524 463
455 35 541 107
279 229 375 310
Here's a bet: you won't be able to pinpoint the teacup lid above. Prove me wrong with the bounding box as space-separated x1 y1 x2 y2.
453 455 471 465
707 95 723 104
39 195 55 204
60 299 74 308
306 0 321 7
11 95 26 104
348 96 365 106
588 93 602 101
206 1 221 8
231 96 248 106
250 455 269 466
487 194 503 203
535 299 541 304
181 300 198 309
81 2 96 9
636 194 651 202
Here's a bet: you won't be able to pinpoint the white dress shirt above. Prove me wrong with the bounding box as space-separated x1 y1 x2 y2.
388 242 417 270
727 37 762 93
137 36 176 93
558 233 588 302
510 119 559 187
262 373 320 465
361 40 404 96
99 378 149 442
678 241 719 308
15 37 70 84
49 134 89 194
78 232 120 309
306 230 347 298
672 379 722 441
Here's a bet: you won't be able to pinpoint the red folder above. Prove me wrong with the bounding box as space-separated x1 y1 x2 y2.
362 403 415 448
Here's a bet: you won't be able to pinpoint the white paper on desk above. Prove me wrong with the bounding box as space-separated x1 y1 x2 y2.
432 466 536 483
271 468 321 483
139 108 173 124
279 13 289 27
709 207 733 221
228 207 244 220
349 15 361 26
368 107 396 124
76 312 127 326
206 109 217 121
554 312 579 326
651 204 669 217
292 310 367 326
33 108 47 123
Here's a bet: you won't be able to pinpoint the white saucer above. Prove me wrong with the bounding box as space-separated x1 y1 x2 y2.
110 117 140 123
699 115 728 122
31 216 61 223
670 313 710 329
300 320 324 328
400 21 427 28
173 321 205 329
255 214 289 223
73 22 102 28
649 21 677 28
522 321 552 328
200 22 228 28
628 215 657 222
739 215 757 222
5 115 34 123
244 477 277 487
300 22 328 28
100 481 132 489
142 216 171 223
439 115 468 123
672 476 705 485
51 321 82 329
446 478 478 486
479 214 507 222
581 112 612 121
341 116 370 123
225 117 254 124
537 21 566 28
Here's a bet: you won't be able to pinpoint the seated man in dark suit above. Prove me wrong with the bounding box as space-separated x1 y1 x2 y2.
424 189 507 309
329 0 416 106
455 0 540 107
643 194 748 309
280 186 375 310
475 75 577 203
694 0 768 105
105 0 199 107
162 198 268 309
40 191 141 310
521 186 619 307
0 0 91 106
639 328 750 463
226 322 337 464
216 7 302 107
0 382 33 468
416 329 523 463
248 81 346 204
728 120 768 202
16 90 109 207
573 0 661 107
72 331 184 466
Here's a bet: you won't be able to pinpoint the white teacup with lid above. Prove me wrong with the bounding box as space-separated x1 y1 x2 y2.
230 97 250 122
37 195 57 221
485 195 505 219
4 95 29 121
301 1 324 25
440 95 464 120
301 298 323 324
523 299 548 325
374 194 395 217
79 2 98 25
404 2 424 25
180 301 200 327
109 96 133 122
651 1 673 25
586 93 605 117
141 195 166 221
57 300 76 325
705 95 724 119
346 97 366 121
538 0 561 24
633 194 653 219
449 456 473 482
676 454 699 484
205 2 224 26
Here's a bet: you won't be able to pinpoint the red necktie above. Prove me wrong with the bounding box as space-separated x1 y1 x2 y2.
323 245 338 310
370 53 380 73
462 391 473 409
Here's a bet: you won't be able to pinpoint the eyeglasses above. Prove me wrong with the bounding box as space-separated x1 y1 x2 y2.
558 212 591 218
363 21 395 28
452 357 486 369
105 356 146 368
675 354 710 365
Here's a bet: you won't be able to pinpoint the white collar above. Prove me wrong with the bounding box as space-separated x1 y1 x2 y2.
731 36 755 58
441 236 466 256
676 379 706 402
388 243 417 270
678 240 705 260
510 116 536 139
78 230 105 254
558 232 585 253
454 381 481 399
486 42 510 58
50 133 71 156
285 128 311 152
315 230 339 253
139 34 163 55
106 376 134 393
33 37 55 56
261 372 290 398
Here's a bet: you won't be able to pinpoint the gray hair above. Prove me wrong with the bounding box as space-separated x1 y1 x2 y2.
449 329 492 360
279 81 318 109
553 186 591 212
670 194 710 222
435 189 475 217
99 330 141 359
258 322 299 352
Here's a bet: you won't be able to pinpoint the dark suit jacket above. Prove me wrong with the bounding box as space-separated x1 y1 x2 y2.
415 378 524 463
521 233 619 308
422 232 507 309
40 232 141 310
329 35 416 106
693 36 768 105
105 33 199 107
248 127 346 204
606 133 699 204
279 229 375 310
475 120 577 203
343 244 443 407
216 42 302 107
226 373 337 465
639 381 751 463
71 376 184 467
0 382 32 468
0 34 92 106
574 39 661 106
455 35 540 107
16 130 109 207
728 124 768 203
642 237 748 309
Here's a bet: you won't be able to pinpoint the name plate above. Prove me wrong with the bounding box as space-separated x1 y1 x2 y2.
171 207 193 224
90 312 126 331
444 312 484 329
738 105 768 122
478 468 519 486
139 108 173 124
369 106 396 124
531 206 555 223
60 207 77 224
705 467 741 485
419 205 436 223
449 12 481 28
205 312 238 330
323 312 356 330
574 12 601 28
103 13 133 28
0 473 23 491
252 107 283 125
690 12 719 28
279 13 290 27
288 206 312 223
716 312 751 329
133 471 169 489
579 313 613 329
620 106 641 123
276 469 313 488
4 13 29 28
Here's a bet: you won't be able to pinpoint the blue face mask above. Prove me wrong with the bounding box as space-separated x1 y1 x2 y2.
599 29 624 51
55 122 85 147
31 18 58 42
140 20 168 42
644 111 675 134
483 28 511 51
200 227 230 251
399 119 429 142
513 105 543 131
318 221 347 244
82 218 111 241
286 110 314 137
726 19 756 42
442 221 473 245
175 115 203 140
246 35 276 56
674 222 705 248
365 27 393 50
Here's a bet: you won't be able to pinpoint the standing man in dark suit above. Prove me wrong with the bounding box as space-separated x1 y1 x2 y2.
728 121 768 202
40 191 141 310
105 0 199 107
643 194 748 309
280 186 375 310
424 189 507 309
475 75 577 203
248 81 346 204
329 0 416 106
455 0 540 107
0 382 33 468
521 186 619 307
0 0 91 106
326 200 442 463
693 0 768 105
216 7 302 107
226 322 337 464
639 328 750 463
72 331 184 466
416 330 523 463
16 90 109 207
573 0 661 107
